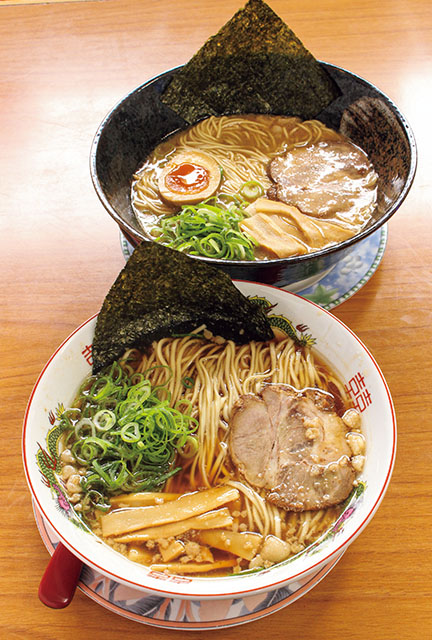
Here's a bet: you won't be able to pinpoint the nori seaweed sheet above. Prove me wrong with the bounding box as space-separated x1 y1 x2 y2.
161 0 340 123
92 242 273 373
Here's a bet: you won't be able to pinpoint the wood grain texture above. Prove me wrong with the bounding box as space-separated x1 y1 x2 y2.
1 1 431 637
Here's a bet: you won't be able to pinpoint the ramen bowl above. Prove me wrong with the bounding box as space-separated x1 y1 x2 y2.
90 63 416 288
23 282 396 601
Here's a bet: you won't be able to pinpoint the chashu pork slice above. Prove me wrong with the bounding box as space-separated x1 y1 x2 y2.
228 385 356 511
267 139 376 219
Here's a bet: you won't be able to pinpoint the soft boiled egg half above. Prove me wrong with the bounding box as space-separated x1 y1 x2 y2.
157 150 221 205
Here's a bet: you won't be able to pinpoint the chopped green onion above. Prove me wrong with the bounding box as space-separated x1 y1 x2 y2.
178 435 199 459
120 422 141 443
153 186 259 260
181 376 195 389
81 490 111 514
57 361 198 521
93 409 116 431
239 180 264 201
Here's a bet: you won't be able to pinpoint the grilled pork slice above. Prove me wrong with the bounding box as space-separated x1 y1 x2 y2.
268 139 375 218
228 385 356 511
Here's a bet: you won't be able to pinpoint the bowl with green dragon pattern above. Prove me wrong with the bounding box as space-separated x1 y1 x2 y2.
23 282 396 600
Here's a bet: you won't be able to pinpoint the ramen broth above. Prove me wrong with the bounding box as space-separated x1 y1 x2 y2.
57 333 365 577
131 114 378 259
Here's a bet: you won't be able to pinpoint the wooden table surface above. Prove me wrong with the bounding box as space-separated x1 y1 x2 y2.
1 0 431 637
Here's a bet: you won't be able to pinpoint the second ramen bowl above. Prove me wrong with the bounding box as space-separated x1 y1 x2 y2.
90 63 416 288
23 283 396 601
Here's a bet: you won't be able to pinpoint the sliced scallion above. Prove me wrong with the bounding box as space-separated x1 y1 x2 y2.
56 361 198 522
152 184 263 260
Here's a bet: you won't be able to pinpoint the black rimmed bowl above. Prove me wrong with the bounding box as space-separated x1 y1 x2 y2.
90 63 417 288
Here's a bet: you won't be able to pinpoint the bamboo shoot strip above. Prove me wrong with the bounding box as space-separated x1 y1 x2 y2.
150 559 237 574
128 546 154 565
112 507 234 543
199 529 262 560
101 486 240 537
109 492 181 508
159 540 186 563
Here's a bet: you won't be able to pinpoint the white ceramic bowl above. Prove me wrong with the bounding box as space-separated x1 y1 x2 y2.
23 282 396 600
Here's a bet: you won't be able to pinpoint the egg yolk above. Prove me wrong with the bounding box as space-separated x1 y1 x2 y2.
164 162 210 194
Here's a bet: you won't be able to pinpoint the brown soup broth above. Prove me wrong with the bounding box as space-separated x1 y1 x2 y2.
131 114 377 260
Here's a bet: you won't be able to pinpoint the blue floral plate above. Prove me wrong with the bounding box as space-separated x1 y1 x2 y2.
34 503 344 629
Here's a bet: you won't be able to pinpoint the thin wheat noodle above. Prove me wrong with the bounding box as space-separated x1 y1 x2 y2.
131 115 332 221
121 334 352 551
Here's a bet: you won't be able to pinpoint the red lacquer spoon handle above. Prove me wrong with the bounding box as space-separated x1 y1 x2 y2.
38 542 83 608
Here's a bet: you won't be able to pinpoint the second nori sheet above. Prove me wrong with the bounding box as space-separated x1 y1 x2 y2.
92 242 274 372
